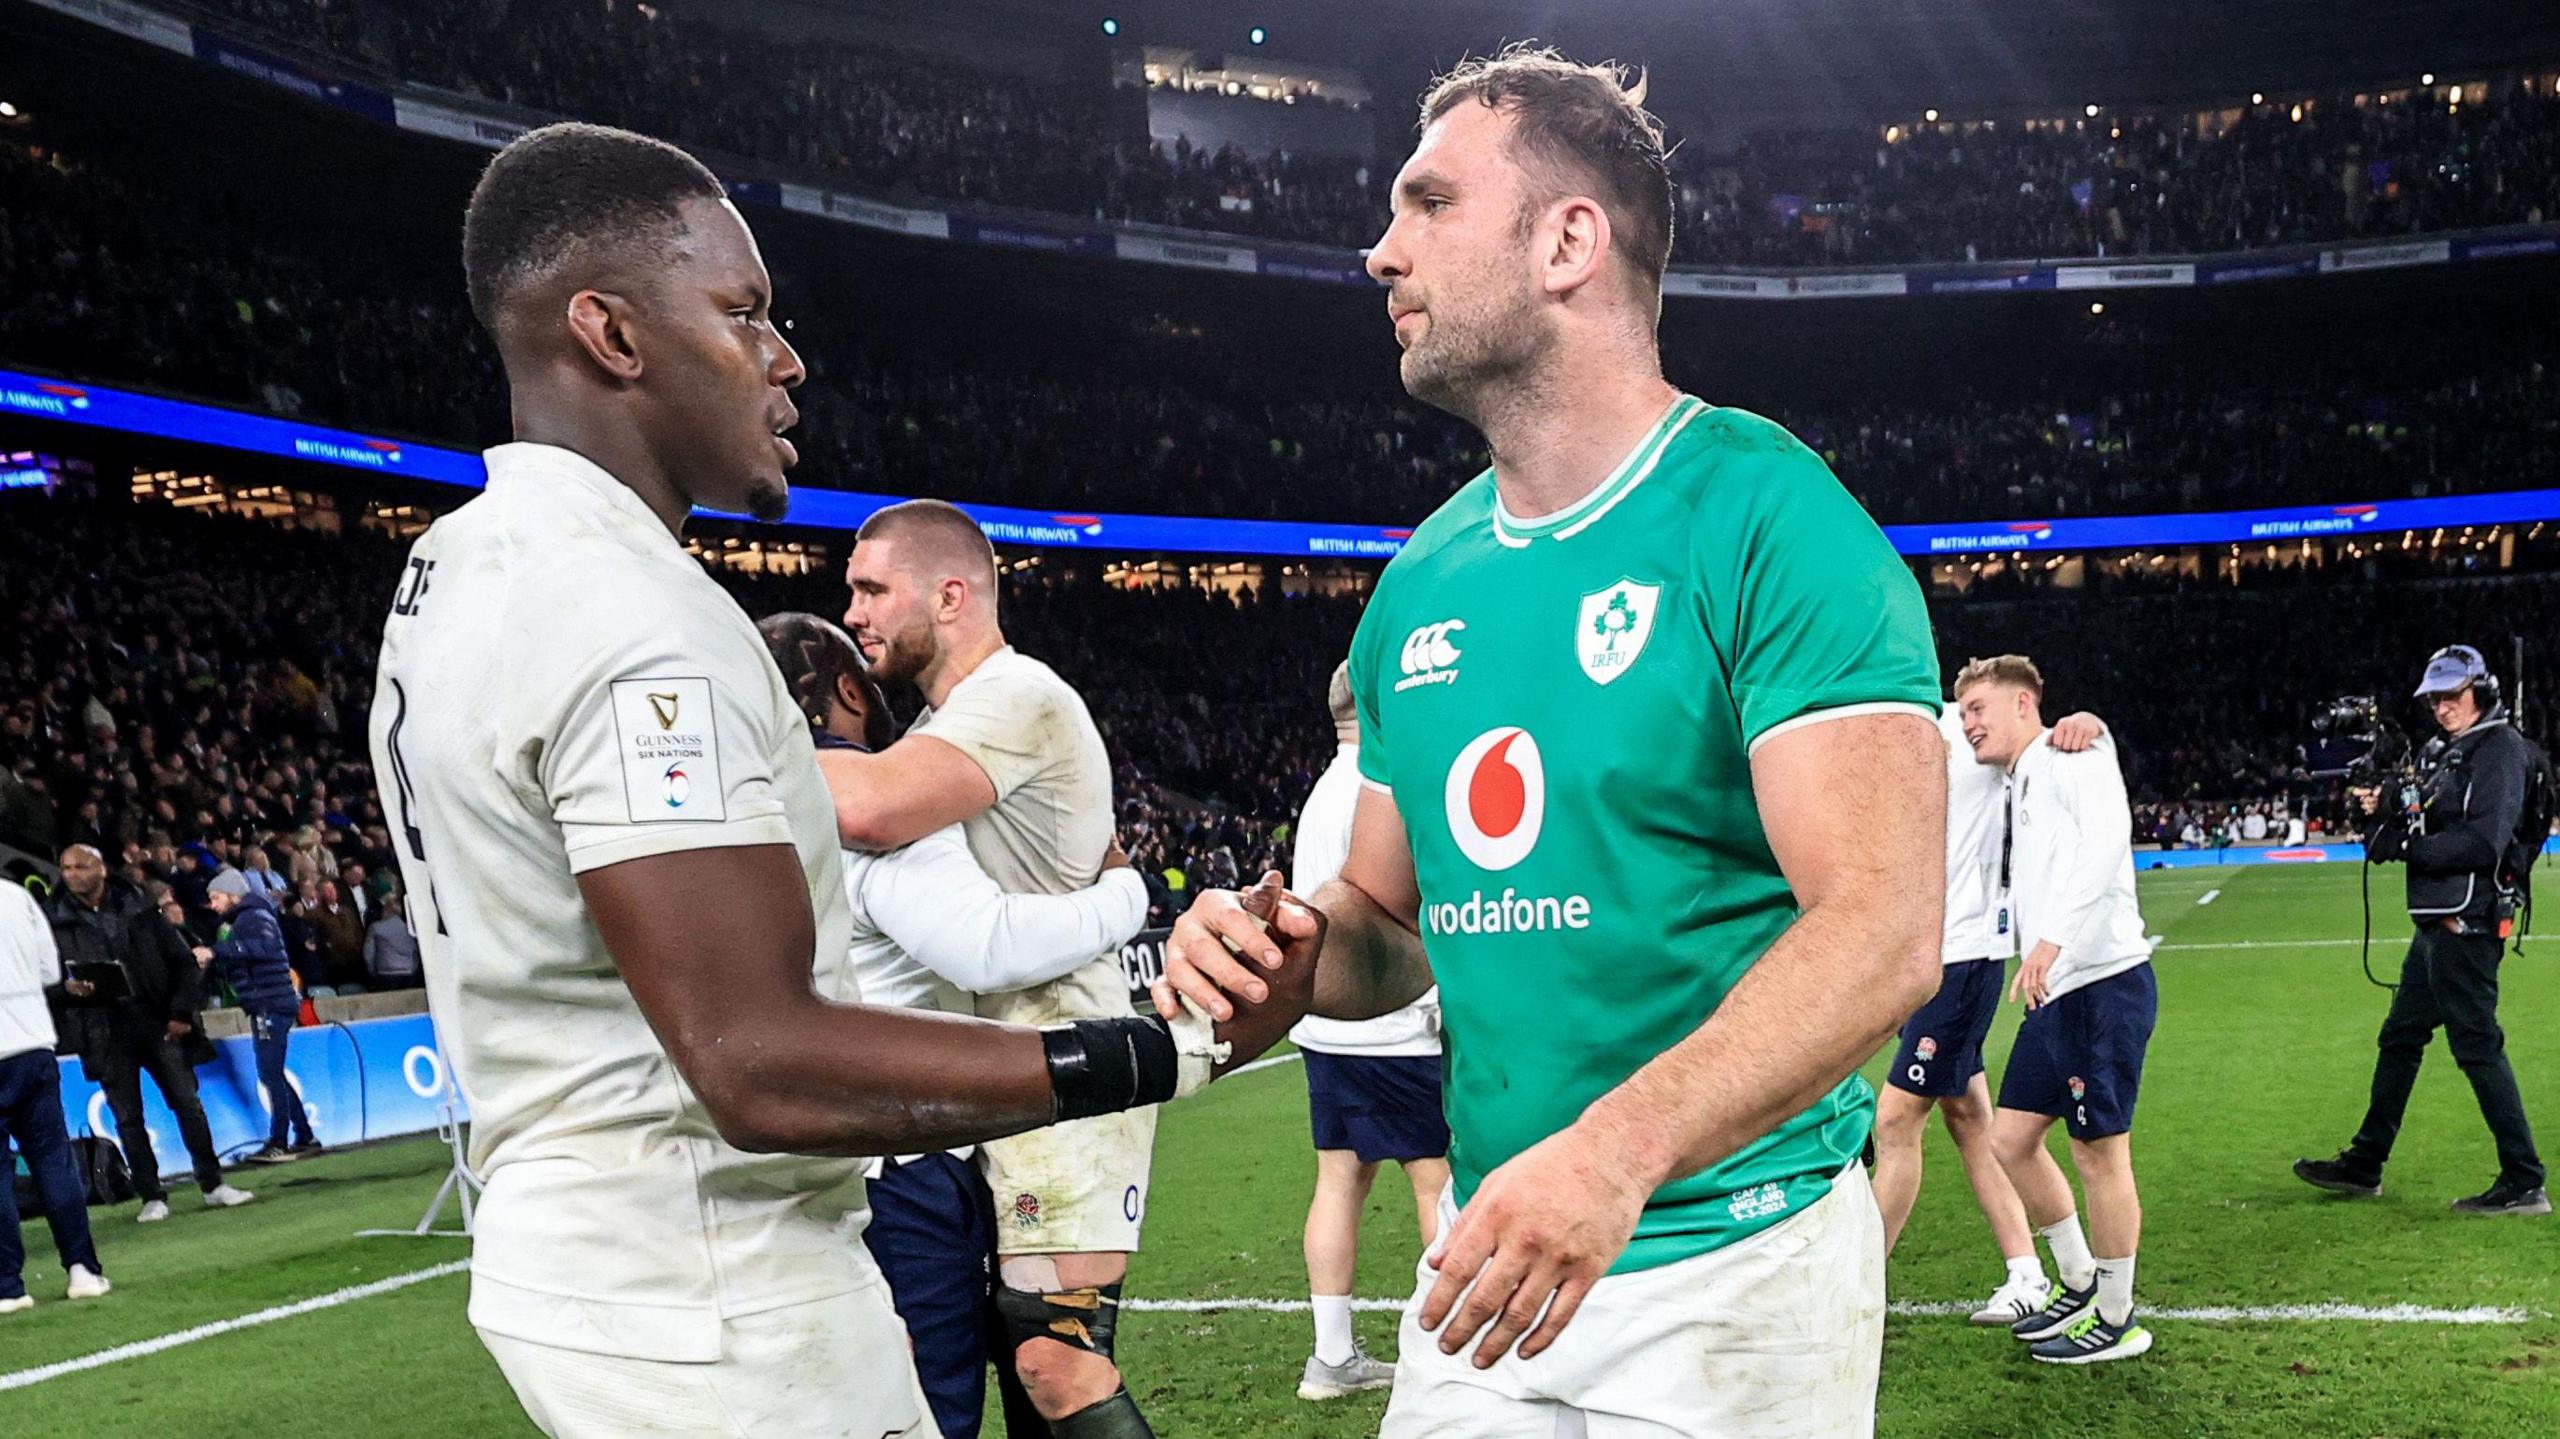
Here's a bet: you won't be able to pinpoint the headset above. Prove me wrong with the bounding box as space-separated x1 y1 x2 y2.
2421 644 2502 714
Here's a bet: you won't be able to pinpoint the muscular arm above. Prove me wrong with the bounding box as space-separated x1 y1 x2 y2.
1157 785 1431 1025
1578 711 1945 1190
581 842 1053 1156
817 737 999 853
1307 786 1431 1021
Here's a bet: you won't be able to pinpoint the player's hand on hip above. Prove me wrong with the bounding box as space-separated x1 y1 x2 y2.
1418 1124 1647 1369
1153 871 1316 1023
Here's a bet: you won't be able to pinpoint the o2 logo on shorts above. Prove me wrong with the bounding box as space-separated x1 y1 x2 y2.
1123 1185 1142 1223
1906 1063 1928 1085
1011 1192 1043 1231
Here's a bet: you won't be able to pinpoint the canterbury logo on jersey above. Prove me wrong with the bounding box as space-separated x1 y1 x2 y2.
1428 726 1592 936
1396 619 1466 692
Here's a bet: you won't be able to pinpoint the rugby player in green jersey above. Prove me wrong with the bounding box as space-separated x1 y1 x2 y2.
1158 45 1951 1437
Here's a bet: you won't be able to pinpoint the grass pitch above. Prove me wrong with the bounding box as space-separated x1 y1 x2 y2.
3 862 2554 1436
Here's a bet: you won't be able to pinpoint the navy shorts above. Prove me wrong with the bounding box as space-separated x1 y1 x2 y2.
1997 964 2159 1140
1888 957 2005 1097
1304 1051 1450 1163
861 1152 994 1439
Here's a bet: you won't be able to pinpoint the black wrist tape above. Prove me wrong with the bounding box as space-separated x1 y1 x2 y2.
1043 1016 1181 1123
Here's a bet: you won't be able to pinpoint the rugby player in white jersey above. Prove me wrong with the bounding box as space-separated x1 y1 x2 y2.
762 612 1150 1437
1958 655 2158 1365
1872 701 2106 1326
821 497 1167 1436
372 122 1313 1438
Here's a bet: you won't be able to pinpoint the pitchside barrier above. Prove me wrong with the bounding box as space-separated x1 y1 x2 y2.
52 1011 457 1184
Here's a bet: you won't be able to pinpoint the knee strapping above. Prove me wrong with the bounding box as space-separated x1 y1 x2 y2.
996 1280 1124 1359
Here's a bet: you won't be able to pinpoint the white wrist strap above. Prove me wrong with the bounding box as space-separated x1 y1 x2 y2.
1169 996 1229 1099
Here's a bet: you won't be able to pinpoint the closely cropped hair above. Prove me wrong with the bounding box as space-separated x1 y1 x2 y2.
462 122 725 331
857 499 999 587
1954 654 2045 701
1421 44 1675 287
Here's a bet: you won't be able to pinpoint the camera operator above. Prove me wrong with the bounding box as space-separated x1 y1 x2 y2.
2295 646 2548 1216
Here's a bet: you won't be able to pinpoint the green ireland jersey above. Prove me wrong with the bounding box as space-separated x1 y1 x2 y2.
1348 395 1940 1274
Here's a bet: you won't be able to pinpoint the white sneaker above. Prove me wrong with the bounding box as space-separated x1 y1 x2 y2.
204 1184 257 1208
0 1294 32 1315
136 1199 171 1224
1298 1346 1397 1401
1970 1273 2054 1327
66 1265 111 1300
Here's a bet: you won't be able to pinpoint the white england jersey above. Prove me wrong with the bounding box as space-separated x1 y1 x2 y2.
2007 730 2153 1001
370 443 874 1363
1289 743 1440 1056
1941 705 2011 963
913 647 1113 900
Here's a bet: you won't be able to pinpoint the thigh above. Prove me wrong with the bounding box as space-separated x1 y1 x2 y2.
1995 999 2068 1118
1890 960 1999 1098
2425 934 2503 1030
481 1289 933 1439
138 1040 201 1104
1382 1254 1558 1439
981 1103 1156 1257
1568 1167 1885 1439
2061 968 2158 1141
2380 936 2443 1039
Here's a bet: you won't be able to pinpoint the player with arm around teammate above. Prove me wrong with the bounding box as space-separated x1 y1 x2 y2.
372 123 1311 1439
762 611 1153 1437
822 499 1168 1437
1956 656 2158 1365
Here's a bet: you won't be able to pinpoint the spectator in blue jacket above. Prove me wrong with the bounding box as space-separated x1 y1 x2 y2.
205 869 319 1164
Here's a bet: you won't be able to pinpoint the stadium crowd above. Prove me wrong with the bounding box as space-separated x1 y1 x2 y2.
184 0 2560 264
0 490 1355 939
8 137 2557 530
14 483 2560 933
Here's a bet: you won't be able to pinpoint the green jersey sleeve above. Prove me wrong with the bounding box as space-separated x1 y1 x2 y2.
1713 444 1940 749
1346 582 1394 789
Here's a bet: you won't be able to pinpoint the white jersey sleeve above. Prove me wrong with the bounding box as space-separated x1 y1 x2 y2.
858 826 1148 994
535 639 798 875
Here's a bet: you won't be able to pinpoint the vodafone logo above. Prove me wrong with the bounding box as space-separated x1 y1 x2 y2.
1445 727 1545 871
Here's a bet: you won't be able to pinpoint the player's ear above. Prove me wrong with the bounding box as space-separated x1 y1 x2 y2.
564 289 645 383
1538 194 1611 298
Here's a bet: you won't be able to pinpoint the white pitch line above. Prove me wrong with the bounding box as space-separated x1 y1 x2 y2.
1125 1296 2531 1325
0 1259 471 1392
4 1258 2529 1393
2196 888 2222 906
2156 939 2365 951
1222 1051 1306 1080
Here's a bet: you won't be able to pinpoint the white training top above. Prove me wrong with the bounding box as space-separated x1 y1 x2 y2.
912 646 1114 900
1941 705 2013 964
841 822 1146 1171
370 442 875 1363
0 882 61 1062
1289 743 1442 1057
2006 730 2154 1002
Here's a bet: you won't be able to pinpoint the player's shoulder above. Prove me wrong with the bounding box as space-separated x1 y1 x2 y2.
1380 469 1497 578
954 647 1084 714
1657 404 1845 510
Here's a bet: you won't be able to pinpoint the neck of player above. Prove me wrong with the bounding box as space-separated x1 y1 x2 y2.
512 404 695 537
1479 358 1678 522
920 628 1007 710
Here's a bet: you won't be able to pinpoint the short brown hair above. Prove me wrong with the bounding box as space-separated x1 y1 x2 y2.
1953 655 2044 701
1420 44 1675 288
856 499 997 590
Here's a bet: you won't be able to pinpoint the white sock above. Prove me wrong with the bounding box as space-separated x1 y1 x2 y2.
2094 1255 2137 1326
2038 1215 2097 1290
1311 1293 1356 1365
2005 1254 2047 1290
